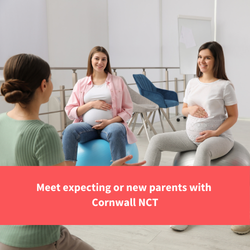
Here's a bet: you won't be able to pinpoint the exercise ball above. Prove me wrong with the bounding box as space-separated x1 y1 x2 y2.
173 141 250 166
76 139 139 166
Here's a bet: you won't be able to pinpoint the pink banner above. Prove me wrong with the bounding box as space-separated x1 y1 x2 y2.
0 166 249 225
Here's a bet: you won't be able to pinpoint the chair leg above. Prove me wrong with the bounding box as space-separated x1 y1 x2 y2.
158 109 165 133
137 112 153 135
140 113 150 142
161 108 169 120
128 112 135 127
150 111 156 131
160 108 176 131
131 113 139 132
142 112 157 135
137 124 144 135
166 108 169 119
147 111 154 131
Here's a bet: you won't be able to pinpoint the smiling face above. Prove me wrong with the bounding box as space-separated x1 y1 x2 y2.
197 49 215 76
91 52 108 74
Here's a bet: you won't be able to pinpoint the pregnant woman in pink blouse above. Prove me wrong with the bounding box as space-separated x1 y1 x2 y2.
63 46 136 166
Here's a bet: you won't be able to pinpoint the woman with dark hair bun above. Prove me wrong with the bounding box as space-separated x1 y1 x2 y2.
0 53 144 250
0 54 62 166
0 54 95 249
63 46 136 166
144 41 238 231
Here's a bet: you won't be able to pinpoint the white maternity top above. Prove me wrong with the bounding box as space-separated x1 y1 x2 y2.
183 78 237 145
83 82 113 126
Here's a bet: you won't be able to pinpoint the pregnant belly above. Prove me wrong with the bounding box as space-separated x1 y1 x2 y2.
186 115 223 144
83 109 113 126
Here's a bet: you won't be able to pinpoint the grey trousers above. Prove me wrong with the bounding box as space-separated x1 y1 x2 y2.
144 130 234 166
0 226 94 250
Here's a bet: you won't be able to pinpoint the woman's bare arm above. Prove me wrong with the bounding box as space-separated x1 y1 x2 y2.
182 103 208 118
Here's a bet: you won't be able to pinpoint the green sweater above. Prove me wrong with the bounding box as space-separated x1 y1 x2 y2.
0 113 65 248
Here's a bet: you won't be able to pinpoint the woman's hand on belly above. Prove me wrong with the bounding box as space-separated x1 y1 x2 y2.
189 105 208 118
195 130 217 143
92 119 111 130
77 100 111 117
92 100 111 111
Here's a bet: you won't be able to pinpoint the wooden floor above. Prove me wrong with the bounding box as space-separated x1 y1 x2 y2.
65 118 250 250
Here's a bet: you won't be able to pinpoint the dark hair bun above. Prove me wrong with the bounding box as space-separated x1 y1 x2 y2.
1 79 33 104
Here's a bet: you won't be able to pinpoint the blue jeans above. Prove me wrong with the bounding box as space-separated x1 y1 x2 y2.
62 122 127 162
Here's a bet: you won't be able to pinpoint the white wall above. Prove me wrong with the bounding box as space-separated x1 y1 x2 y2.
217 0 250 119
108 0 161 78
0 0 49 66
46 0 109 91
0 0 49 120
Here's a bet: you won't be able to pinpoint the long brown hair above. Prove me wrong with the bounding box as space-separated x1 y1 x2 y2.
1 54 50 104
196 41 229 80
86 46 112 76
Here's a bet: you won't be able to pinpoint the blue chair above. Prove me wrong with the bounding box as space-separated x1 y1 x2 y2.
133 74 179 132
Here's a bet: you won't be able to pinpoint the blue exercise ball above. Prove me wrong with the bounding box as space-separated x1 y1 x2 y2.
76 139 139 166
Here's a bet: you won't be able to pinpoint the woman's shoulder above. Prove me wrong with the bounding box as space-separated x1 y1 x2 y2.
0 114 45 128
0 112 6 120
187 77 199 87
218 79 231 84
23 122 60 149
20 121 56 136
108 73 124 83
35 123 61 143
188 77 199 83
217 79 234 88
108 74 127 91
39 122 58 133
75 76 92 87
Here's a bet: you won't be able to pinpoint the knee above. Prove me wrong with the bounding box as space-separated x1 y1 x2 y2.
148 134 164 150
150 134 163 145
106 124 126 140
62 124 80 142
196 143 212 158
63 124 74 135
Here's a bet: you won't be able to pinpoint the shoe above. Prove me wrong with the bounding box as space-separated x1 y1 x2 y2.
170 225 188 231
231 225 250 235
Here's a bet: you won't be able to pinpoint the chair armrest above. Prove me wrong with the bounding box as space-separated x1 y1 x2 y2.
140 89 166 108
156 87 179 102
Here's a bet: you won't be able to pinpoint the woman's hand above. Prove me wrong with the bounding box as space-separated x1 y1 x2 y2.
196 130 217 143
111 155 146 166
189 105 208 118
92 116 123 130
77 100 111 117
92 119 110 130
92 100 111 111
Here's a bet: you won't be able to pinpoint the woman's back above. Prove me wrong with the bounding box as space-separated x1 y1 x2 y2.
0 53 96 249
0 113 65 248
0 113 64 166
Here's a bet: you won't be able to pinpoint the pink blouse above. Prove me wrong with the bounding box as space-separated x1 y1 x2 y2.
65 73 136 144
